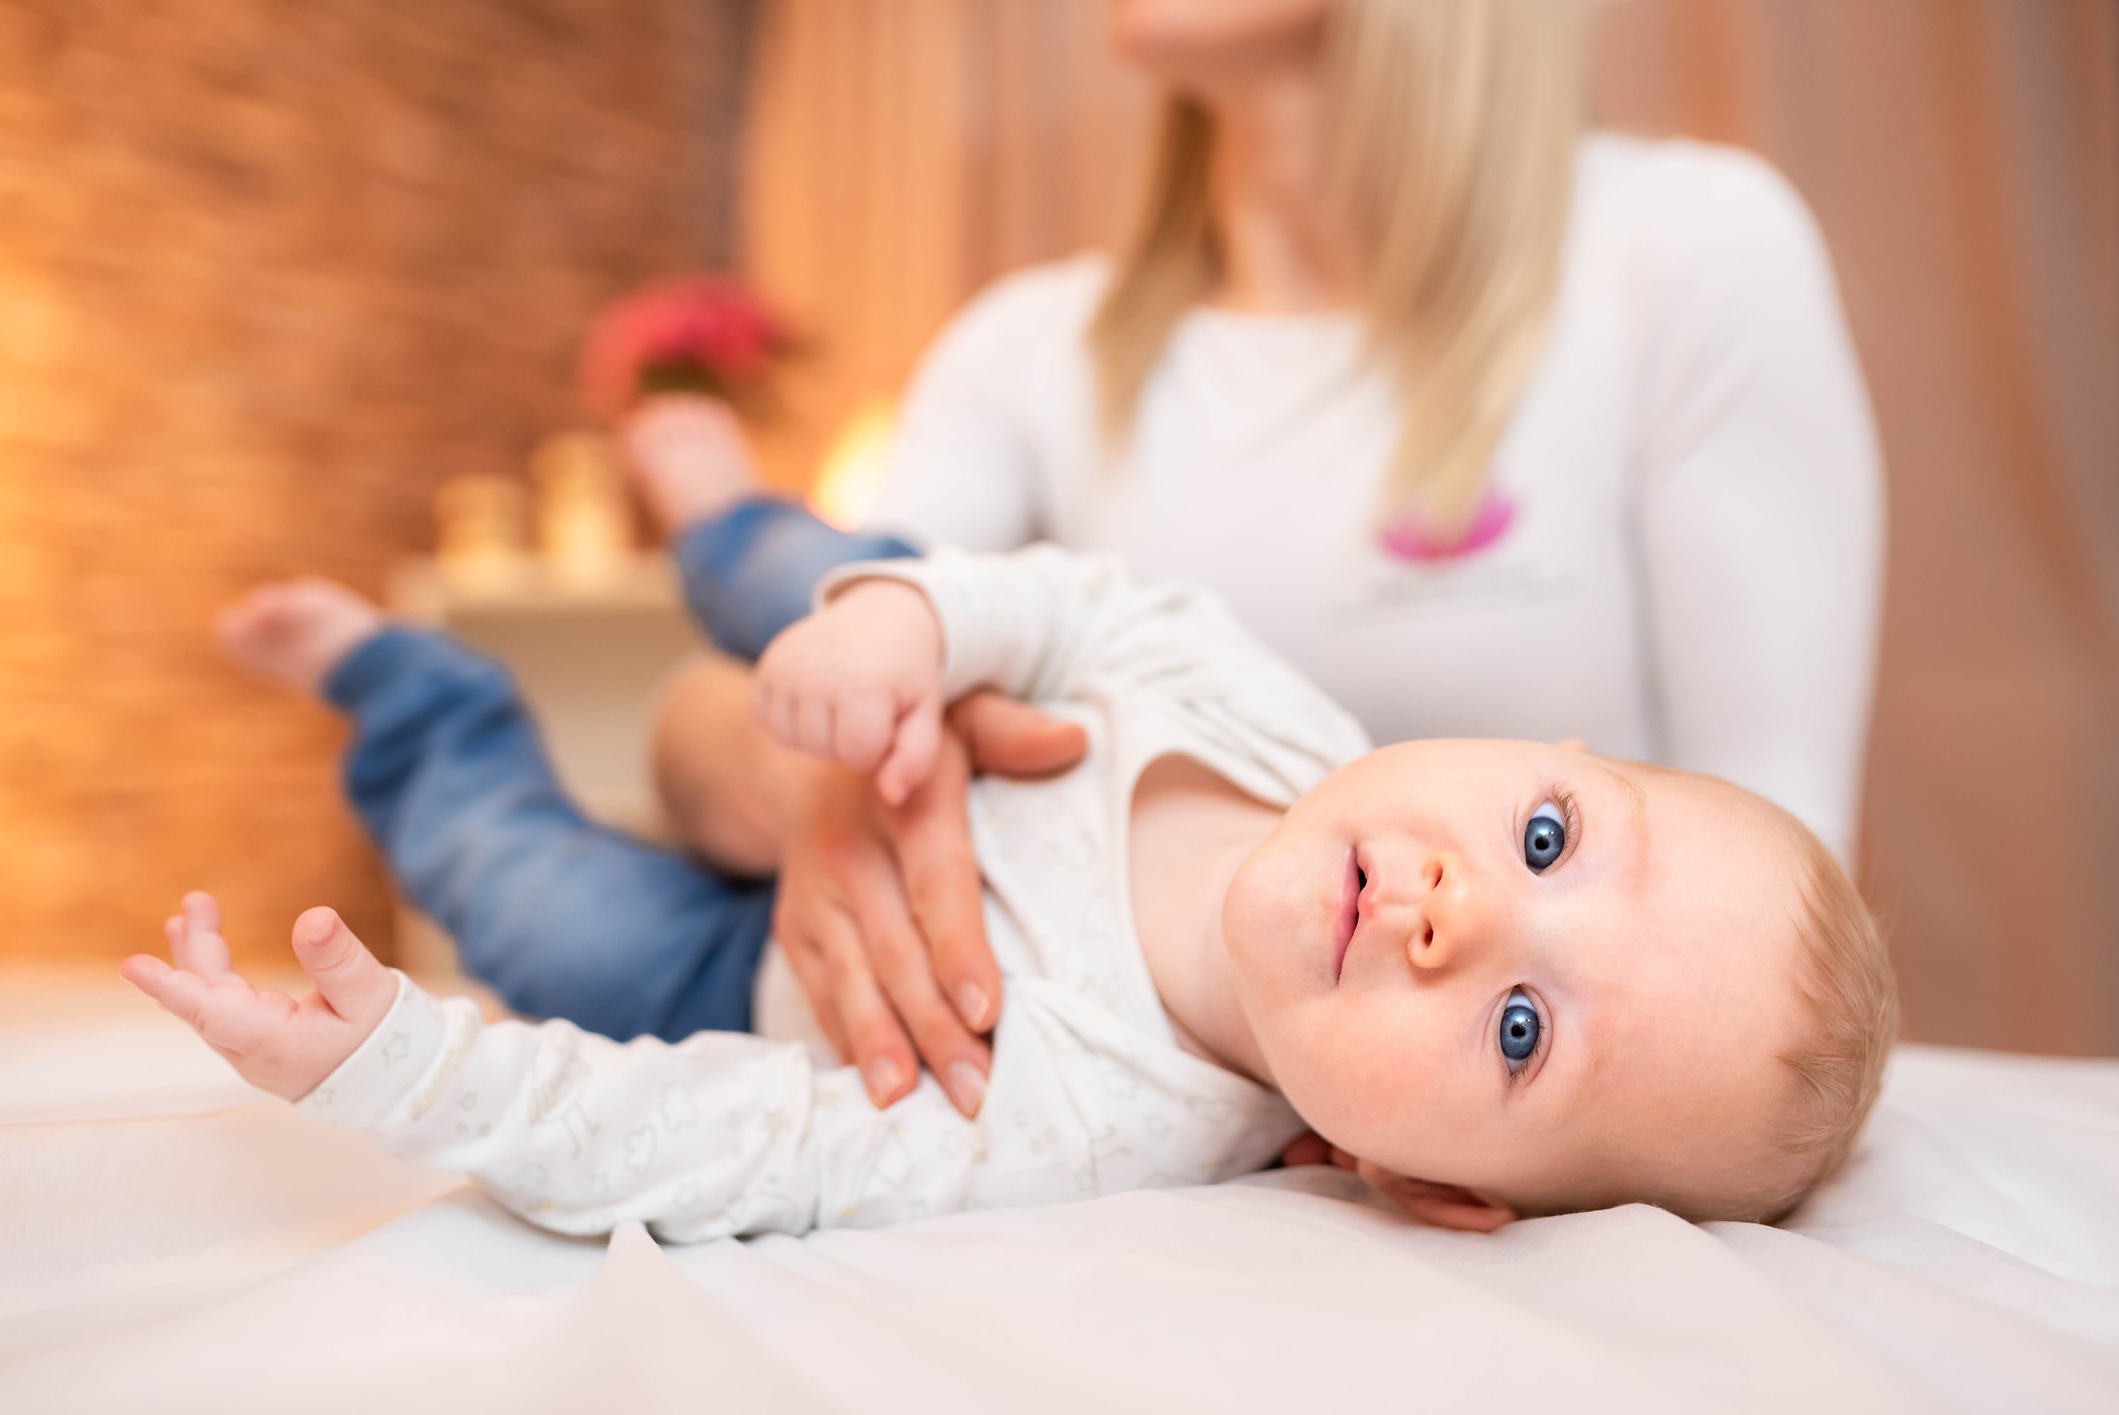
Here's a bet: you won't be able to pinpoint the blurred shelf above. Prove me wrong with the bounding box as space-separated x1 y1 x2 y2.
389 554 682 621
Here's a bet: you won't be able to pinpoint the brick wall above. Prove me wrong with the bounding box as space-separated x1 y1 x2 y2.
0 1 749 964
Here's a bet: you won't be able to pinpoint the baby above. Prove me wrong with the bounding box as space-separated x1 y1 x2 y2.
126 546 1896 1235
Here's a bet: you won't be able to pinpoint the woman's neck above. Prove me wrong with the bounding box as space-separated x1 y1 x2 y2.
1128 756 1280 1087
1202 71 1361 315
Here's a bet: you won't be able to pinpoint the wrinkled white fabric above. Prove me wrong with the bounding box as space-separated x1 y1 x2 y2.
868 135 1884 864
4 971 2114 1414
295 547 1367 1239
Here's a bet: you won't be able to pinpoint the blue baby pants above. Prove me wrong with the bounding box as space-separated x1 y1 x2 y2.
324 497 913 1041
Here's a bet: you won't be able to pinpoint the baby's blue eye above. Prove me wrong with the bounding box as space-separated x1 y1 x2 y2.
1500 991 1540 1065
1523 803 1566 872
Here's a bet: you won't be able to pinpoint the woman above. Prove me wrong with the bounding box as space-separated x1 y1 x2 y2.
634 0 1884 1110
633 0 1883 1117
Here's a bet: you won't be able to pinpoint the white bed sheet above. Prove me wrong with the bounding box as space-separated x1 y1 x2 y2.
3 969 2115 1414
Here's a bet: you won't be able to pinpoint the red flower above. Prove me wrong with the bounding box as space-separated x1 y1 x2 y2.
578 276 789 418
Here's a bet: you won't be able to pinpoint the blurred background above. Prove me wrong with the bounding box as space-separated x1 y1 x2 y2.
0 0 2111 1057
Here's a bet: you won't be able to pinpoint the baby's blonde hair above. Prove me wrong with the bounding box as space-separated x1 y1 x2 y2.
1558 780 1898 1227
1751 829 1900 1221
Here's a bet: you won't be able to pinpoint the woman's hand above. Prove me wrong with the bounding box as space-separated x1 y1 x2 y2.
774 693 1085 1116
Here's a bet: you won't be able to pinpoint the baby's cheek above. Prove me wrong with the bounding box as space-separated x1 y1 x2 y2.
1222 855 1310 992
1275 1014 1417 1156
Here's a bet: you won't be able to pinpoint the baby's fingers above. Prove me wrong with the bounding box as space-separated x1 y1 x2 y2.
172 892 234 979
833 693 896 774
753 676 802 756
290 906 396 1029
875 696 942 808
121 953 193 1015
795 693 836 761
121 955 259 1050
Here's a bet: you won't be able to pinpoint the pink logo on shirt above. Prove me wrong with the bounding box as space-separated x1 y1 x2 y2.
1380 489 1518 562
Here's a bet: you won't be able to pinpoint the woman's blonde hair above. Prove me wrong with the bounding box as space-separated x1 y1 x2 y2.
1088 0 1587 533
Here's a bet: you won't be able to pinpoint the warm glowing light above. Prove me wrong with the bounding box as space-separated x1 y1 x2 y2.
809 395 897 530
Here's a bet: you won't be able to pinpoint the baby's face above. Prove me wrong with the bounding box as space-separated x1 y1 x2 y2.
1222 740 1805 1215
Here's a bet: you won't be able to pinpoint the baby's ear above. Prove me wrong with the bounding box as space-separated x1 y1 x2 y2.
1355 1160 1518 1232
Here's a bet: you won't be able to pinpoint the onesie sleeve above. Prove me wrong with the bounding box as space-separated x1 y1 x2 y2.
820 545 1373 783
1631 149 1884 864
298 972 986 1242
819 546 1231 705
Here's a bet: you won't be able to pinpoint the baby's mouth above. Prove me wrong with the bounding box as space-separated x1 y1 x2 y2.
1333 848 1363 983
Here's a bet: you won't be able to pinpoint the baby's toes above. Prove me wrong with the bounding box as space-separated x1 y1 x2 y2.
215 586 290 645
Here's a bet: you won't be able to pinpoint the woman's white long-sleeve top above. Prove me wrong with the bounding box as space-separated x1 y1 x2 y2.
299 548 1364 1240
866 136 1884 862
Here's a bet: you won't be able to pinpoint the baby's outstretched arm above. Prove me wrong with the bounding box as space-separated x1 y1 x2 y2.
121 892 397 1100
126 895 1004 1241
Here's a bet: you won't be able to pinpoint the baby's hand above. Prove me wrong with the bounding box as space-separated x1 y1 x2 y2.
754 578 945 805
120 892 399 1102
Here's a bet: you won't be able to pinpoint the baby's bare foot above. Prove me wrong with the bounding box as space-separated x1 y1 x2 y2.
616 393 761 537
217 579 383 695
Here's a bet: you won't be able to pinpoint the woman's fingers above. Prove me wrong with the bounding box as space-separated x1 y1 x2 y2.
775 919 853 1062
839 835 991 1116
771 827 917 1101
771 752 992 1112
890 734 1004 1038
950 693 1089 779
289 906 397 1029
815 908 919 1109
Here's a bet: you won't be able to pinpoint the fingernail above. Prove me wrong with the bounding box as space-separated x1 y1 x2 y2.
955 983 991 1030
865 1058 903 1105
946 1061 987 1115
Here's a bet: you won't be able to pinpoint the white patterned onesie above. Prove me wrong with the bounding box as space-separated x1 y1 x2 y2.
299 545 1374 1240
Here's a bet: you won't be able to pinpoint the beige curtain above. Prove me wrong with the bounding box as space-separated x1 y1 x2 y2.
739 0 2119 1056
1597 0 2119 1056
737 0 1149 489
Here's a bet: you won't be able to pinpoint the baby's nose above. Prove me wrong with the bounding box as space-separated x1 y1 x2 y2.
1406 851 1478 971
